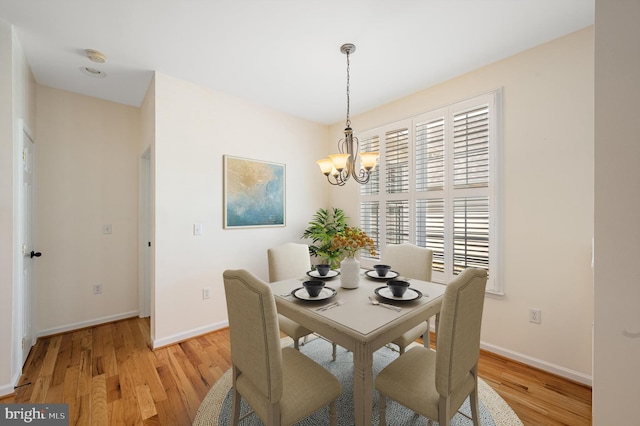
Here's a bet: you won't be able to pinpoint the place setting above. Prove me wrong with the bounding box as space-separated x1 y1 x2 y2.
289 279 338 303
306 263 340 280
374 280 423 302
364 264 400 281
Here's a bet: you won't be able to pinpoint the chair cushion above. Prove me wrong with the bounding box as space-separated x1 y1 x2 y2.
375 346 475 420
391 322 429 348
376 347 440 420
278 314 312 340
237 347 341 425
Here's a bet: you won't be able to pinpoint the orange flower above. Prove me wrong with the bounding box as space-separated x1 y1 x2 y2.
330 227 376 258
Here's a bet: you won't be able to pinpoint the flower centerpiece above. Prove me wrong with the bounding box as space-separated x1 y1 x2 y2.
331 227 376 289
331 227 376 259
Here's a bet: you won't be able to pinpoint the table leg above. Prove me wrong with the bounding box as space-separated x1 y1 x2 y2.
352 342 374 426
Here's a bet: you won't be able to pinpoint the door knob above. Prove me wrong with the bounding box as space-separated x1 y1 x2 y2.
30 251 41 258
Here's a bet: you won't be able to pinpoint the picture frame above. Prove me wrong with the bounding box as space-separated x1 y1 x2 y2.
223 155 286 228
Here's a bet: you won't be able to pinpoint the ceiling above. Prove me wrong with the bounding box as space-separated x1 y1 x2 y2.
0 0 594 125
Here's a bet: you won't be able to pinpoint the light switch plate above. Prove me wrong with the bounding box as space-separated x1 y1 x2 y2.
194 223 203 235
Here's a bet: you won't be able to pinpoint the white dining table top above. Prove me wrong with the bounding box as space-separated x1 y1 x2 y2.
270 269 446 349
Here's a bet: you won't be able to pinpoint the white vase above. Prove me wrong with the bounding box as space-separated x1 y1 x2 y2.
340 256 360 289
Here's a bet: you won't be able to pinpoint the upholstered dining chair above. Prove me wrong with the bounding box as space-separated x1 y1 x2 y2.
384 243 434 354
223 269 342 426
375 268 488 426
268 243 337 360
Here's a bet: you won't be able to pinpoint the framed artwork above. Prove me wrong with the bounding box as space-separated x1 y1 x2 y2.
223 155 286 228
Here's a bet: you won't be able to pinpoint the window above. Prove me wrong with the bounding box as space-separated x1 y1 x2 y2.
359 91 501 293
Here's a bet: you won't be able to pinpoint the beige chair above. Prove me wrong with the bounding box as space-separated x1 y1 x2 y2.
375 268 488 426
268 243 337 360
384 243 434 353
267 243 314 351
223 269 342 426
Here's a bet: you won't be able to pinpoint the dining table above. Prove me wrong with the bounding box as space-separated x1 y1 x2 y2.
270 269 446 426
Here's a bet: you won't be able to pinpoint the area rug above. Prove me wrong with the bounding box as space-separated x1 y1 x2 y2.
193 337 522 425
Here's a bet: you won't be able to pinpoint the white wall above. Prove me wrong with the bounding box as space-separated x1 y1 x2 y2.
35 86 140 335
593 0 640 422
150 73 330 347
330 27 595 383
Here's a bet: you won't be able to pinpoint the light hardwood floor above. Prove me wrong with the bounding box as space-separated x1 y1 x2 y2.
1 317 591 425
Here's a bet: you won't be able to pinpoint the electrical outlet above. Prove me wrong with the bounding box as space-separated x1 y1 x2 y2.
94 283 103 295
529 308 541 324
202 287 211 299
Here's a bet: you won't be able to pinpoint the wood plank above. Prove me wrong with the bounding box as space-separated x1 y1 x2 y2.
135 384 158 420
91 374 109 426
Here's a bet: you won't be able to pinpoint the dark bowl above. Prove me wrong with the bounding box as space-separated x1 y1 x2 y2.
316 264 331 277
373 264 391 277
303 280 326 297
387 280 410 297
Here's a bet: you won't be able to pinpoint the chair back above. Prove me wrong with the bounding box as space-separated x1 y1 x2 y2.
435 268 487 397
384 243 433 281
223 269 283 403
268 242 312 282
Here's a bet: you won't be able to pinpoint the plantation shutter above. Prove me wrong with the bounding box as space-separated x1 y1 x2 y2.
386 200 410 245
385 128 410 194
453 196 490 274
453 105 490 189
416 199 445 273
415 117 445 192
360 201 380 260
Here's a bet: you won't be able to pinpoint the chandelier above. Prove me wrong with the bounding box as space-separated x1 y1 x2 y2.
316 43 379 186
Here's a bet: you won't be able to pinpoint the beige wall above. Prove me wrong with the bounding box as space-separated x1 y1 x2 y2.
150 72 330 346
330 27 595 382
35 86 140 334
593 0 640 421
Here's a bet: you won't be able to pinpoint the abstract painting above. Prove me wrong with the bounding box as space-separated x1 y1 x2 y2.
224 155 285 228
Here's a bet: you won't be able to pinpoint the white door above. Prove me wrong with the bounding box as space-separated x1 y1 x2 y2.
20 122 37 364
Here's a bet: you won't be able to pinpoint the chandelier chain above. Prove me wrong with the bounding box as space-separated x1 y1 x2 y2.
345 49 351 128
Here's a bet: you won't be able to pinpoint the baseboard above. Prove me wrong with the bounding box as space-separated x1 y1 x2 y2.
480 341 593 386
152 320 229 349
37 310 139 338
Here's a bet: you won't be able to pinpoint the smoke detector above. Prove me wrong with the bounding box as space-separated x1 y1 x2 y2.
84 49 106 63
